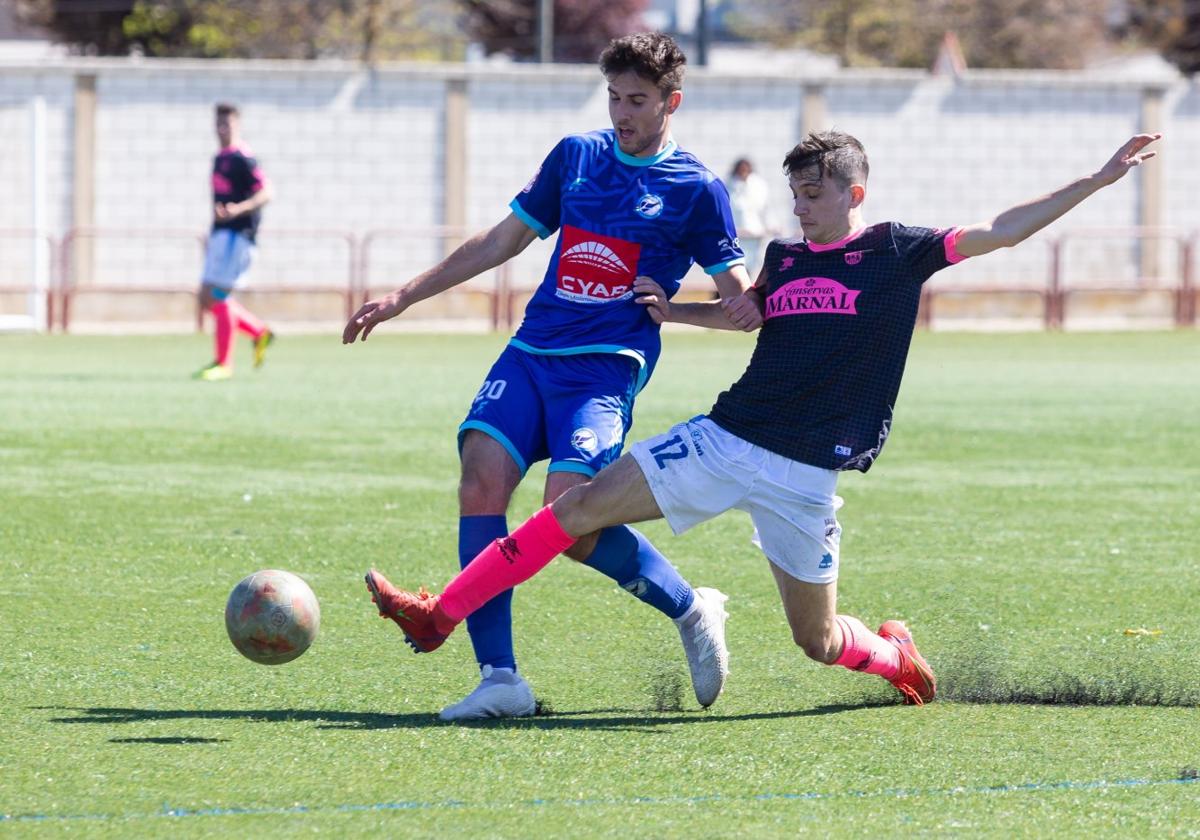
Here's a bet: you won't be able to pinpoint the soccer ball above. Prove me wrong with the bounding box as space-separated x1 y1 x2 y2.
224 569 321 665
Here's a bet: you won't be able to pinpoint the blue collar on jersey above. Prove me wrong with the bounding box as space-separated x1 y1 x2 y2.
614 139 678 167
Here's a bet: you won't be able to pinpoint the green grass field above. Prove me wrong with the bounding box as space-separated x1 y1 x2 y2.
2 329 1199 837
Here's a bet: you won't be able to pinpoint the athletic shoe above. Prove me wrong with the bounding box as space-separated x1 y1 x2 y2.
364 569 454 653
675 587 730 708
193 362 232 381
878 620 936 705
438 665 536 721
253 330 275 369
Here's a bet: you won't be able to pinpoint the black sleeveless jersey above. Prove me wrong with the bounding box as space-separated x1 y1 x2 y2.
707 222 965 472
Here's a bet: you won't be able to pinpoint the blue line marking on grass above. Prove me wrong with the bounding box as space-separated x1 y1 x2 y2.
3 776 1197 823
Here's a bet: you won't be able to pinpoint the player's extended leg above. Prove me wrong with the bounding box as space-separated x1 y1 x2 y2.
549 471 728 707
194 283 234 381
365 453 664 652
222 297 273 368
769 565 936 705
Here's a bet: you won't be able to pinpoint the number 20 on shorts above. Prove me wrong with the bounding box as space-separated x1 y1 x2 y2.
473 379 507 405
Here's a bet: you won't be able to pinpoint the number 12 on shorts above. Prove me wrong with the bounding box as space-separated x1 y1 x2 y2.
649 434 688 469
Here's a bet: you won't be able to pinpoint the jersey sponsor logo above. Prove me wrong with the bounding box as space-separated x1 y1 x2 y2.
212 172 233 193
765 276 861 318
634 193 664 219
570 427 599 454
555 224 640 304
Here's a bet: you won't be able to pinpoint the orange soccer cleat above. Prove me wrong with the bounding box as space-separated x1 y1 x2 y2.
878 620 937 705
364 569 456 653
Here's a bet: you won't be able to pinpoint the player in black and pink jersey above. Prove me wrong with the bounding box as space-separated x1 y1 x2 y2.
361 129 1160 708
194 103 274 381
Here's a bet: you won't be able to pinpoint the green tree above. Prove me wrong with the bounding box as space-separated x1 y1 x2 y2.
17 0 467 60
727 0 1116 70
15 0 136 55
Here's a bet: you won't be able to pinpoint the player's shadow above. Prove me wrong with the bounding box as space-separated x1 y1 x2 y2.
40 701 892 734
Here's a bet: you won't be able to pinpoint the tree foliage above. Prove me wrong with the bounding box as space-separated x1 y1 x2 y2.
15 0 136 55
16 0 466 60
726 0 1200 73
459 0 648 62
1119 0 1200 74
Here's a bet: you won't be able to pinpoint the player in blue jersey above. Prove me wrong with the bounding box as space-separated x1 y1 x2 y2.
360 130 1160 708
344 32 761 719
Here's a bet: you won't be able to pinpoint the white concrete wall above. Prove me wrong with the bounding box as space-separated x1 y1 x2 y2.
0 57 1196 322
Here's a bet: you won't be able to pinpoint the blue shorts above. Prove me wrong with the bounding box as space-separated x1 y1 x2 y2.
458 345 641 477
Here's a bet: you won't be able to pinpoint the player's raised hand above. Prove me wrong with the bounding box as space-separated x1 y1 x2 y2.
1096 133 1161 185
343 292 404 343
721 290 763 332
634 275 671 324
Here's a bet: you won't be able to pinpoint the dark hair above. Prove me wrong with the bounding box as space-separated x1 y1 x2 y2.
599 32 686 96
730 158 752 177
782 130 869 187
215 103 240 119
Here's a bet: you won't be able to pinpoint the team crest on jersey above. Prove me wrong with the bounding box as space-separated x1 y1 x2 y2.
634 193 664 219
570 427 599 454
845 251 864 265
555 225 640 304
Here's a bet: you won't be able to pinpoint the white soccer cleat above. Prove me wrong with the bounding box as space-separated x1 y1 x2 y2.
675 587 730 708
438 665 536 721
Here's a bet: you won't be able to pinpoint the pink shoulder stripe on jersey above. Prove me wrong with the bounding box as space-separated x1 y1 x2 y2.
806 227 867 252
944 226 968 263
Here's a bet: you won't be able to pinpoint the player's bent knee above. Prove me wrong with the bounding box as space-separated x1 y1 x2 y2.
551 483 604 537
792 628 839 664
458 473 515 514
562 531 599 563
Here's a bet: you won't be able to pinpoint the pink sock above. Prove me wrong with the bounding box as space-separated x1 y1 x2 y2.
833 615 901 678
439 506 577 622
211 301 235 367
228 298 266 339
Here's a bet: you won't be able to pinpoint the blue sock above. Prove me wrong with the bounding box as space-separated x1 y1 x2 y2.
584 526 695 619
459 515 516 672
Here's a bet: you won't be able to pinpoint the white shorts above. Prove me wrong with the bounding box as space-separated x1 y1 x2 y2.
201 229 256 290
630 416 843 584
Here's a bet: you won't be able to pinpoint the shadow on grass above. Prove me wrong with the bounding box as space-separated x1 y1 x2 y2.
37 701 893 733
109 737 230 745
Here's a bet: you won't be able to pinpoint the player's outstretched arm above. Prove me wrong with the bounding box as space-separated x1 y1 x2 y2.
955 133 1161 259
636 266 762 332
343 213 538 343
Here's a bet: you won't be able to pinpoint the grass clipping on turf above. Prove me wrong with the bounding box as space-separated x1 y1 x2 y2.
935 637 1200 706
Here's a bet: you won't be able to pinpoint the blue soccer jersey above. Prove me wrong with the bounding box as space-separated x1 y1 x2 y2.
508 129 744 388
